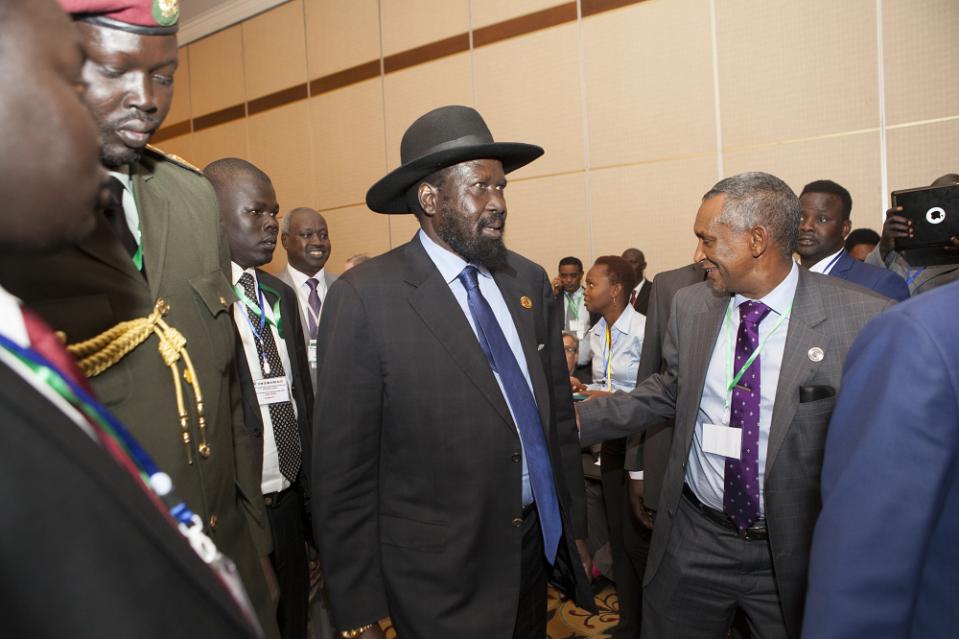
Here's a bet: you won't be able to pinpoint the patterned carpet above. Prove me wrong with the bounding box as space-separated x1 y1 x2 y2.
378 583 621 638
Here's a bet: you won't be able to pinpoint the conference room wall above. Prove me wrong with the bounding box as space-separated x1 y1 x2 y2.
156 0 959 278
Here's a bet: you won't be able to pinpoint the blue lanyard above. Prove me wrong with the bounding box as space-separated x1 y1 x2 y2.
904 266 925 287
0 334 195 526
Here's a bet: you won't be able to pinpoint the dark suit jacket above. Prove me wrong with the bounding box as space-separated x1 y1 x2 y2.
232 269 314 487
630 278 652 315
803 280 959 639
829 250 910 301
625 263 705 510
579 268 893 637
312 235 590 638
0 362 259 639
0 149 275 635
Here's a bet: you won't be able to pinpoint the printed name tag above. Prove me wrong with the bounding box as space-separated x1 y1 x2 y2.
702 422 742 459
308 338 317 365
254 377 290 405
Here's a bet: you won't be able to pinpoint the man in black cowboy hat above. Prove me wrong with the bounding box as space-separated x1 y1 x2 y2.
312 105 592 638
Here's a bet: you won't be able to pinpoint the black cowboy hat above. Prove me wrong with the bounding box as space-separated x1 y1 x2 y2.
366 105 544 214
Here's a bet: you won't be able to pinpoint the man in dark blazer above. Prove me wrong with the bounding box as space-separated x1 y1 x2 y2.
312 105 592 639
206 158 315 639
578 172 892 638
0 2 260 636
802 279 959 639
0 2 277 635
622 248 651 315
797 179 909 301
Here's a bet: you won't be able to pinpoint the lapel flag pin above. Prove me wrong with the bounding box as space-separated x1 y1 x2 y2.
808 346 824 362
520 296 533 309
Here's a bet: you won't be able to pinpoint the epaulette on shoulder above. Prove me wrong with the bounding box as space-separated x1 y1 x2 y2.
145 144 203 175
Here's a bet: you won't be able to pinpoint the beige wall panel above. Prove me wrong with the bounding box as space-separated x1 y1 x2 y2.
310 80 387 211
321 205 393 273
387 213 422 248
380 0 470 56
242 0 309 100
167 47 192 125
883 0 959 125
305 0 381 78
382 53 474 169
470 0 562 29
887 120 959 197
504 172 588 275
155 134 196 165
189 25 246 117
584 0 716 168
248 102 316 219
589 156 719 276
717 0 878 147
474 23 584 179
187 120 250 171
724 131 883 230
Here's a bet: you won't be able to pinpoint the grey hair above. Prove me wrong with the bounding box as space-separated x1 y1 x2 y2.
703 172 800 256
561 330 579 347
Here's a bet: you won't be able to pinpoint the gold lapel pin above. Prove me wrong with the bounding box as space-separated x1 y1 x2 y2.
520 296 533 309
808 346 824 362
218 296 229 307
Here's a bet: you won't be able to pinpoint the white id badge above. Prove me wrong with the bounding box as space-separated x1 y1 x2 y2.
254 377 291 405
308 338 317 365
702 422 742 459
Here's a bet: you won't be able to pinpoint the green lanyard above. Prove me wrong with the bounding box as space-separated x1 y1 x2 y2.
126 171 144 272
233 280 285 339
722 298 792 416
566 290 581 321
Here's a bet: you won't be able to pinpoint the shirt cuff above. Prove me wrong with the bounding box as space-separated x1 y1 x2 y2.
628 471 644 480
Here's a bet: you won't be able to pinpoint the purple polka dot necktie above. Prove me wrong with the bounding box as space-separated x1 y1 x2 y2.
724 300 771 531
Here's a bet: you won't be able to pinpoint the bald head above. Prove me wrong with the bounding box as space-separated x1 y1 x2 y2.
281 207 331 275
621 248 646 281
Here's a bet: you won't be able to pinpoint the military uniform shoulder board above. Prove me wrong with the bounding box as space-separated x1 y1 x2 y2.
145 144 203 175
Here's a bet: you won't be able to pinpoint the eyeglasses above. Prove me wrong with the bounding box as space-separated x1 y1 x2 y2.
563 346 578 354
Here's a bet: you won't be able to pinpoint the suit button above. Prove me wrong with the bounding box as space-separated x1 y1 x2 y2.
512 517 523 528
511 452 521 463
209 513 218 531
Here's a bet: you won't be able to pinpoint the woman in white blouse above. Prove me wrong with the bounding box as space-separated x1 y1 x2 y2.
574 255 647 396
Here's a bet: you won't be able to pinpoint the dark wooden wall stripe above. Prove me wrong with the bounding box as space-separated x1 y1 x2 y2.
156 0 648 140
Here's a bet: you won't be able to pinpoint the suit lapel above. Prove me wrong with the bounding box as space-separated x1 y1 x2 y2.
831 251 853 278
680 290 727 448
765 270 826 476
493 267 551 434
76 211 146 289
402 240 517 434
133 164 170 300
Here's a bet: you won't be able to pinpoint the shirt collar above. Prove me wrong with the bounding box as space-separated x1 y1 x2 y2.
108 169 132 192
807 248 844 274
733 260 799 318
565 286 584 300
0 284 28 347
286 263 324 288
230 262 258 288
418 229 493 284
594 303 637 336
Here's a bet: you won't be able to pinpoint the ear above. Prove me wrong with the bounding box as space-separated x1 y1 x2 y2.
750 225 770 258
280 231 289 249
419 182 439 217
841 219 852 239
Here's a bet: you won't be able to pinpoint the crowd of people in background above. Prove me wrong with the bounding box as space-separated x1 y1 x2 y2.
2 1 957 639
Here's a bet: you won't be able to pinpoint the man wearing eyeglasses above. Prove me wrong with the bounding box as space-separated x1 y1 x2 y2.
279 207 337 389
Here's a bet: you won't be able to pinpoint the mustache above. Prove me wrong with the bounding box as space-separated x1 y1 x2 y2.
110 114 161 130
478 212 505 228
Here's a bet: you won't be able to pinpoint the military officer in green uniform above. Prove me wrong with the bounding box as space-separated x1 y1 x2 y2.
0 1 279 636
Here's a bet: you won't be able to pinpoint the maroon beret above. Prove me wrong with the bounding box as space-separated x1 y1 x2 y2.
58 0 179 35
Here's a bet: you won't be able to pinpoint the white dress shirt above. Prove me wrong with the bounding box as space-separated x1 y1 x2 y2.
807 249 844 275
418 230 535 506
231 263 296 494
586 303 646 392
0 285 95 440
562 287 591 365
284 263 328 331
686 261 799 514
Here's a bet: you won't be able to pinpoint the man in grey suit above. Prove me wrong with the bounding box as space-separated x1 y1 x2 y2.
278 207 336 387
578 172 892 638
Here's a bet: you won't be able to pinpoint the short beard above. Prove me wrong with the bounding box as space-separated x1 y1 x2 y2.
435 204 508 270
100 141 141 169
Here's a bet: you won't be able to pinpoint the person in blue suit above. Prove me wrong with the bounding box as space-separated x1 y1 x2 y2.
802 278 959 638
797 179 910 301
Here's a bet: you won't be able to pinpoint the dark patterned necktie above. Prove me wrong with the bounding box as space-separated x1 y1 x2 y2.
102 176 138 259
458 265 562 563
238 272 302 484
723 300 770 531
306 277 321 339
